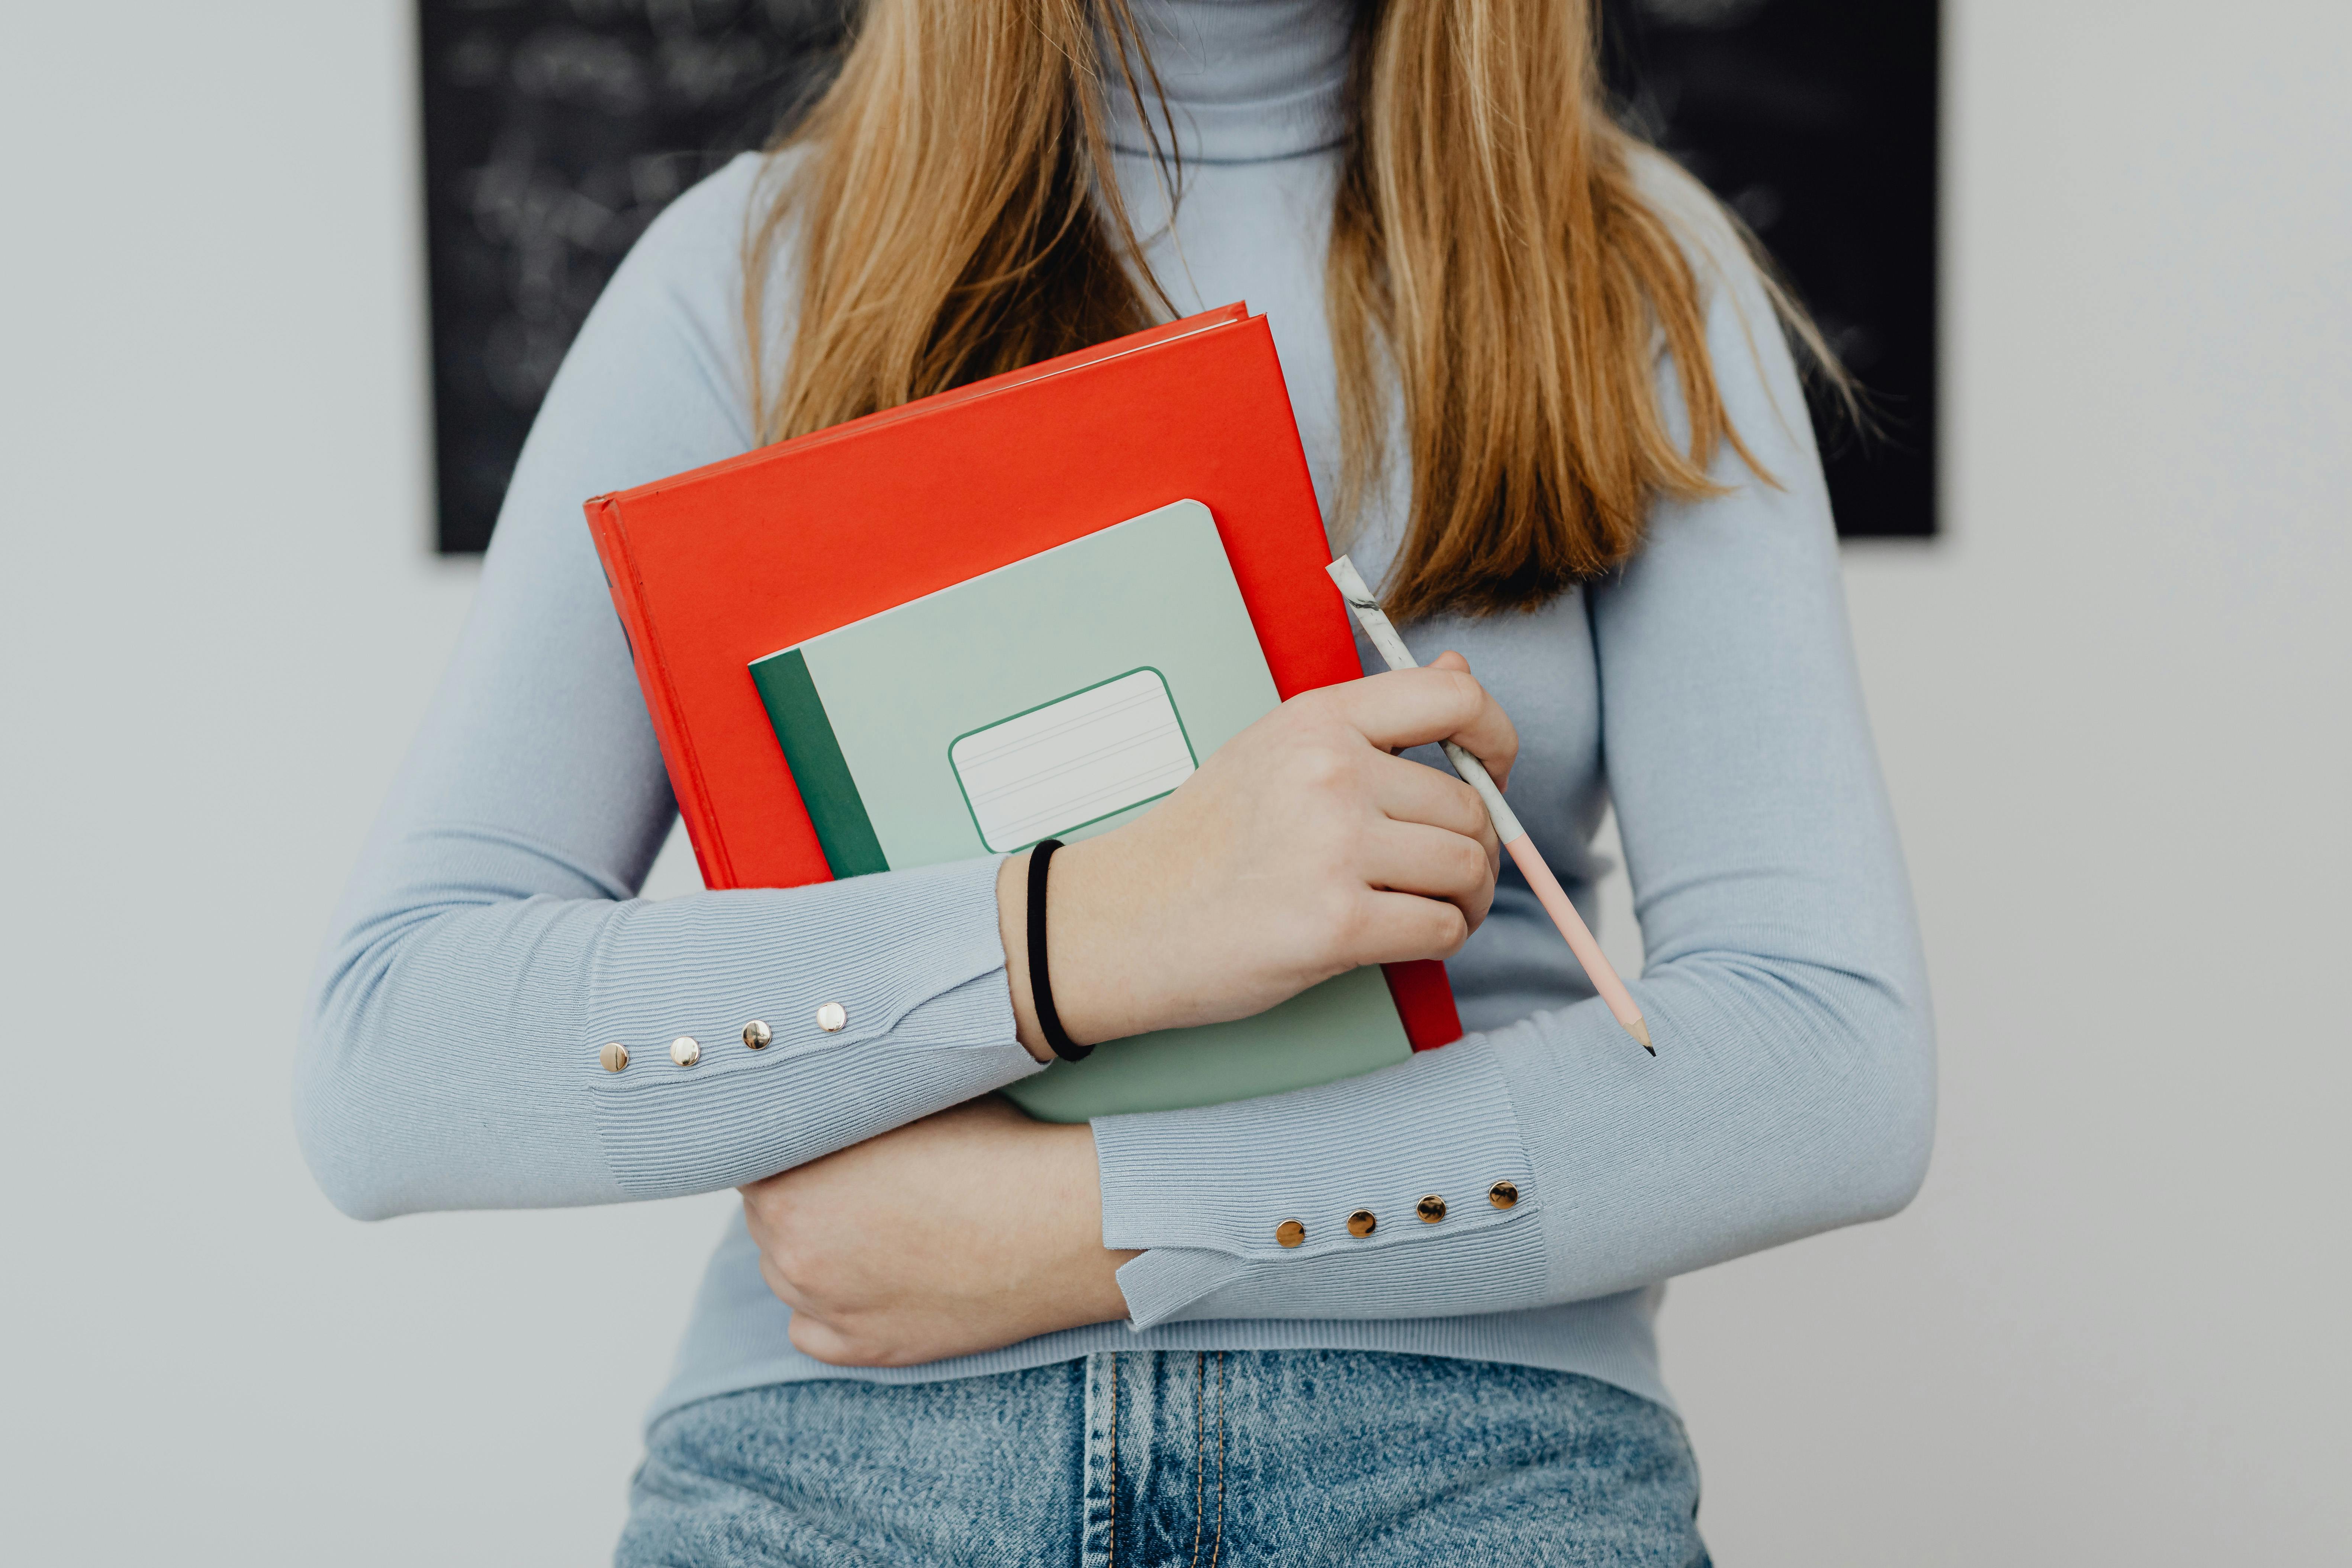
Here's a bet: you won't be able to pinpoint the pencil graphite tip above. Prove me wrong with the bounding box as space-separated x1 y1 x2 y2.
1629 1016 1654 1055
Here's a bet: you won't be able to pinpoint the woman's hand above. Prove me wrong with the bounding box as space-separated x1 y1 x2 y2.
998 651 1515 1056
740 1097 1138 1367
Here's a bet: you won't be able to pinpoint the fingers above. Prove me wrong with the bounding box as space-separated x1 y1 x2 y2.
788 1316 854 1364
1348 886 1477 964
1324 665 1519 793
757 1250 811 1313
1358 819 1496 930
1367 750 1500 856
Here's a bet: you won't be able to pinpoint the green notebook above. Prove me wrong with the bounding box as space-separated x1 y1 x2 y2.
747 499 1411 1122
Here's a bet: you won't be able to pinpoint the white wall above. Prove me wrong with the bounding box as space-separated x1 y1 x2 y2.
2 2 2344 1562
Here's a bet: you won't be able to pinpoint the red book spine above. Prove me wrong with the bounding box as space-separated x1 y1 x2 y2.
585 495 738 889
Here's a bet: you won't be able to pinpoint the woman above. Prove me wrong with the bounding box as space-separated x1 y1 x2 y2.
298 0 1933 1560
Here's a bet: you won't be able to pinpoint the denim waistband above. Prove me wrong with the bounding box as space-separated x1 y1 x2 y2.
620 1350 1709 1566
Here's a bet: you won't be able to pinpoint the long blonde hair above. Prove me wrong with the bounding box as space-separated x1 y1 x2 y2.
748 0 1821 620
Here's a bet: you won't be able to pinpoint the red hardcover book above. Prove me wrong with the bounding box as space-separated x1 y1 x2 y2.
584 305 1461 1051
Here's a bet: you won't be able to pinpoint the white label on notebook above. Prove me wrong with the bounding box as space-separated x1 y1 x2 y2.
950 668 1197 852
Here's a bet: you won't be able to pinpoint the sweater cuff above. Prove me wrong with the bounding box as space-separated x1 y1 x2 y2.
1092 1034 1541 1327
1113 1249 1250 1328
586 856 1041 1195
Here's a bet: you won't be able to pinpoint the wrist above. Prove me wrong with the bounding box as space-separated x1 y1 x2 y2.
996 853 1055 1063
996 836 1158 1057
1042 1118 1139 1327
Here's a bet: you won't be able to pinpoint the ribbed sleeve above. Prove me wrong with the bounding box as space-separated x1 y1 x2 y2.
1085 169 1935 1327
1098 1036 1543 1328
582 869 1039 1197
292 157 1040 1219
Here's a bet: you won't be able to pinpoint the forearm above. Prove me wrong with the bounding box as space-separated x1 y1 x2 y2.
297 849 1044 1218
1096 945 1930 1327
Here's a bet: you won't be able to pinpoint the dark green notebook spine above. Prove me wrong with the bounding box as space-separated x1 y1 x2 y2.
748 650 889 878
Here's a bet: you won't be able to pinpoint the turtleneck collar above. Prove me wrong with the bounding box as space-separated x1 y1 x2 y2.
1102 0 1356 164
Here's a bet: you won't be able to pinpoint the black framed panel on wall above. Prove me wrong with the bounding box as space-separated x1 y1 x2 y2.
418 0 1939 555
416 0 849 556
1598 0 1941 539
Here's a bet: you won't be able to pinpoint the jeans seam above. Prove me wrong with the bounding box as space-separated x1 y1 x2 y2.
1109 1354 1120 1568
1208 1351 1227 1568
1187 1352 1207 1565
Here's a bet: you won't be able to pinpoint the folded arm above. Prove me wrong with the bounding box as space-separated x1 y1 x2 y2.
1094 222 1937 1327
293 161 1045 1220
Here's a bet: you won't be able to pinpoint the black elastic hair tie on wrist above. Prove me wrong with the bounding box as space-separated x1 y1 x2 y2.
1025 838 1090 1062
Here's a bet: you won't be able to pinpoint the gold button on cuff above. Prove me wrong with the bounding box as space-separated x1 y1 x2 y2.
1416 1194 1447 1224
598 1042 630 1074
1275 1219 1306 1249
669 1036 702 1068
814 1002 848 1033
1488 1180 1520 1210
1346 1208 1378 1239
742 1020 772 1050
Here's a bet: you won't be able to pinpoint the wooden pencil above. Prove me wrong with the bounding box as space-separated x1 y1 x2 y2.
1327 556 1654 1056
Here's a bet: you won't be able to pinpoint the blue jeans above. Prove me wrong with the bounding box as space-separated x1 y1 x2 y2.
618 1351 1708 1566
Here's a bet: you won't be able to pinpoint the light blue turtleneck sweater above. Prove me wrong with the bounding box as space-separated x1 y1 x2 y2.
296 0 1933 1423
